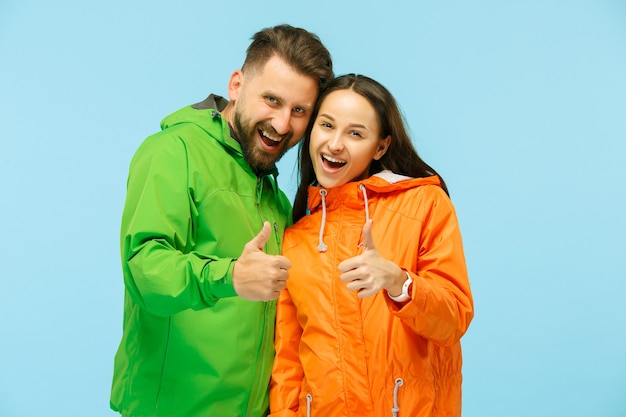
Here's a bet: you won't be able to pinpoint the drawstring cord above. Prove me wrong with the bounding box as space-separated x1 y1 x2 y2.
318 185 370 252
357 184 370 250
392 378 404 417
359 184 370 222
317 189 328 252
306 393 313 417
305 379 401 417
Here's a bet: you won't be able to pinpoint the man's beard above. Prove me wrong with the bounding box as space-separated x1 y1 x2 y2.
233 110 291 173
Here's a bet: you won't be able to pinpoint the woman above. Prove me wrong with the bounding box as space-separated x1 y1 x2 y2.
270 74 474 417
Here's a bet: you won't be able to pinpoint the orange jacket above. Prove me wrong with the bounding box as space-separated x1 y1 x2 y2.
270 172 474 417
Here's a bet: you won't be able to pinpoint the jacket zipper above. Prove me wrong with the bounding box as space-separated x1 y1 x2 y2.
244 301 274 416
273 221 280 250
256 175 282 253
244 174 276 416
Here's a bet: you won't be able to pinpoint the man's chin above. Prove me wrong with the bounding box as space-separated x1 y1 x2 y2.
246 150 283 173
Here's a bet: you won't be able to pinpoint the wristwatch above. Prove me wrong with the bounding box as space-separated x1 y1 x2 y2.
388 271 412 303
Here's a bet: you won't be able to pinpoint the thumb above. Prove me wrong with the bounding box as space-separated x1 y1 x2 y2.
361 219 377 251
250 221 271 251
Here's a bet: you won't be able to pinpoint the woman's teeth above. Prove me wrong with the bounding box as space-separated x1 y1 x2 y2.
322 154 346 168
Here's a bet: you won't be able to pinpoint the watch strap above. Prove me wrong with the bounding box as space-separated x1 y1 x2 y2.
388 271 412 302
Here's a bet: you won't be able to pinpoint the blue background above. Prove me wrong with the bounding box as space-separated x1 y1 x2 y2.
1 1 625 416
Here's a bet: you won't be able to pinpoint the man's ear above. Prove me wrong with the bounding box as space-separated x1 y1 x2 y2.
227 70 244 101
374 135 391 160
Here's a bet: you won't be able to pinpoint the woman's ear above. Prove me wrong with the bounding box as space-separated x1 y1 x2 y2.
227 70 244 101
373 135 391 160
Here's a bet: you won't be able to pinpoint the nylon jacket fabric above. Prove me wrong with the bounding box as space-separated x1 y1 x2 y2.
111 94 291 417
270 172 473 417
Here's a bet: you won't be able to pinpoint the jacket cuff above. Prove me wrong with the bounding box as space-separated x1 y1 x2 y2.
206 258 238 299
385 271 425 314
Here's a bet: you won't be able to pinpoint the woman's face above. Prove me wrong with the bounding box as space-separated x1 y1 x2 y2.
309 89 390 188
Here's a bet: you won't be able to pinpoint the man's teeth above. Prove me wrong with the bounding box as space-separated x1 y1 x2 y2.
261 130 280 142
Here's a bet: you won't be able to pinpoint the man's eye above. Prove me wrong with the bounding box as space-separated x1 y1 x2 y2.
266 97 278 104
293 107 304 114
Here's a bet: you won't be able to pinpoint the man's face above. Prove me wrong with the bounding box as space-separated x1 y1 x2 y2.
229 55 318 172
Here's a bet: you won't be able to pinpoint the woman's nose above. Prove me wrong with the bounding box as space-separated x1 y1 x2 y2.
327 133 344 152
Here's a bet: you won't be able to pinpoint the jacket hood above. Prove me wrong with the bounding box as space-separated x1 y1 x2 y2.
159 94 242 160
307 171 442 252
161 94 228 131
307 171 441 214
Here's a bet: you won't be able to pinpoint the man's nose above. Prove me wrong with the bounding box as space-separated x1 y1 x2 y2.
272 108 292 136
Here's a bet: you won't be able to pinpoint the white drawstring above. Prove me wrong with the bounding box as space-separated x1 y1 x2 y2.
319 185 370 252
317 189 328 252
306 393 313 417
359 184 370 222
392 377 404 417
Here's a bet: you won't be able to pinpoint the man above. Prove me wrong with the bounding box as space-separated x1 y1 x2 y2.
111 24 333 417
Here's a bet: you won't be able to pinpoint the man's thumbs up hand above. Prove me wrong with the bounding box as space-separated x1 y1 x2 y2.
233 222 291 301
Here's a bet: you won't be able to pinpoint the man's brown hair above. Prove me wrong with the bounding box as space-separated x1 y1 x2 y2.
243 24 333 89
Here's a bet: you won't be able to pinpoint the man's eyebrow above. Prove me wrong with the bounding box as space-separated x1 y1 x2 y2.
262 90 313 111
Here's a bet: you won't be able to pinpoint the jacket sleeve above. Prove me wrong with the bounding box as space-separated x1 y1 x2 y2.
121 134 237 317
385 186 474 347
269 287 303 417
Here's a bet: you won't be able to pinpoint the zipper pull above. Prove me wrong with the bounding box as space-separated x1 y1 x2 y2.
273 221 281 249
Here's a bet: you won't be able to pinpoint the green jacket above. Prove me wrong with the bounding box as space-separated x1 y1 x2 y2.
111 95 291 417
